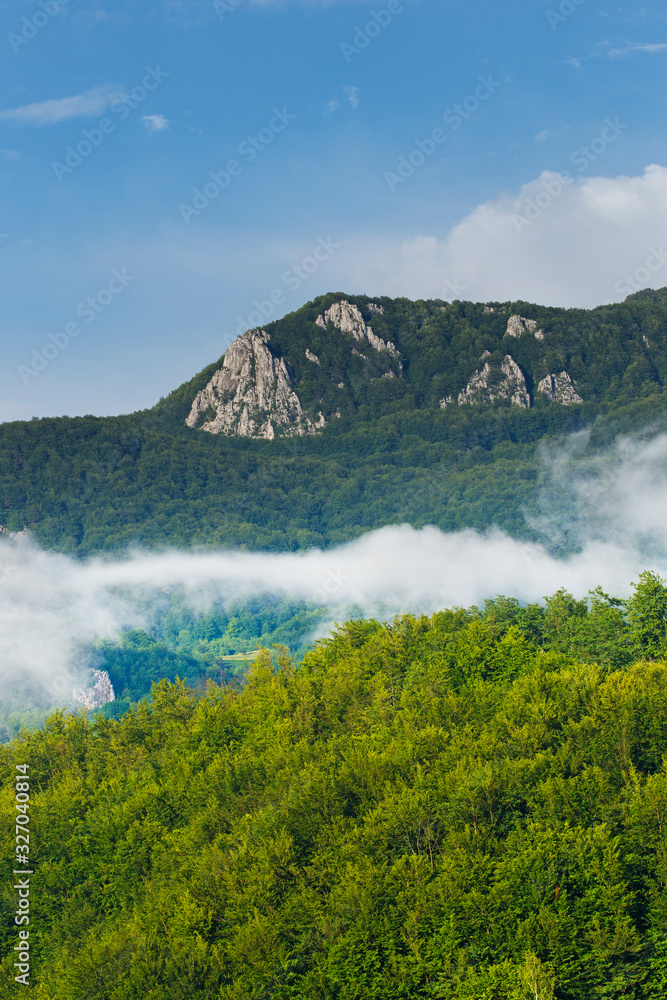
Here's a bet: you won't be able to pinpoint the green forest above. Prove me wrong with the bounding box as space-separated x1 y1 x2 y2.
1 288 667 556
2 572 667 998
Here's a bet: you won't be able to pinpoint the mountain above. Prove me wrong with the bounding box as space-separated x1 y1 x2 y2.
183 298 579 441
2 289 667 554
172 287 667 437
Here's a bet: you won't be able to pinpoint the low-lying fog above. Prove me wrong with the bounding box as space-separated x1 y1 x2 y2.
2 428 666 705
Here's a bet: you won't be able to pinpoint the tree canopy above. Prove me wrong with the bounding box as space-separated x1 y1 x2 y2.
2 585 667 998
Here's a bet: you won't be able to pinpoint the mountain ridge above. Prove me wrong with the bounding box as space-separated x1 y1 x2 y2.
158 286 667 439
1 287 667 555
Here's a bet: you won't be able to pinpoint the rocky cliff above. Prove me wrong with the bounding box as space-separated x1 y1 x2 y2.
186 298 402 439
315 300 399 355
536 372 584 405
183 293 595 439
186 329 325 439
455 352 531 408
505 314 545 341
72 670 116 710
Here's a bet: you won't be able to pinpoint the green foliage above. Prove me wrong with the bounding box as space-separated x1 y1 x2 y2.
627 571 667 660
2 603 667 997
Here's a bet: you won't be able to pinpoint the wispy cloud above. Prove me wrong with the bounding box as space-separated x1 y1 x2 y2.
142 114 170 133
322 87 359 117
607 40 667 57
344 85 359 109
0 86 120 127
563 37 667 68
536 129 549 142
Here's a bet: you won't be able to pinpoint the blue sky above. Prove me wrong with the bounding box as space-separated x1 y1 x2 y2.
1 0 666 421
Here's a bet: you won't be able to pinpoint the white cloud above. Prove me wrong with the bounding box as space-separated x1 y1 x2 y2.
561 37 667 67
322 87 359 116
345 85 359 109
0 86 121 126
535 129 549 142
607 41 667 57
335 164 667 307
142 114 170 133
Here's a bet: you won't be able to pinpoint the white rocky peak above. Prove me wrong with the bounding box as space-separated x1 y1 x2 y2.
186 329 324 439
316 300 398 355
368 302 385 315
536 372 583 405
505 314 544 340
72 670 115 710
457 354 530 408
305 349 320 365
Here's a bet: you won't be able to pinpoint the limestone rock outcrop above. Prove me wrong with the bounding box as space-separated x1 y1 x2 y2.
458 354 530 408
72 670 115 710
316 300 398 355
186 329 323 439
505 314 544 340
536 372 583 405
305 349 320 365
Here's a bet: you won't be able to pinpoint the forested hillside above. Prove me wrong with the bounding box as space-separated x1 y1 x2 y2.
2 573 667 998
2 287 667 555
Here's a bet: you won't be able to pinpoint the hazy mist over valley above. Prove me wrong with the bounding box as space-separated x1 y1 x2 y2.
2 421 667 714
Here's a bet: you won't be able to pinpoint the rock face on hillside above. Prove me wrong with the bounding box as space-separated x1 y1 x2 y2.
316 300 398 355
72 670 115 710
183 296 596 439
536 372 583 405
186 329 324 439
505 315 544 340
457 353 530 408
